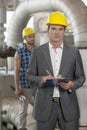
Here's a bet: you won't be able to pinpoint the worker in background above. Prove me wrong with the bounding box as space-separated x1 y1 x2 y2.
14 27 35 130
26 11 85 130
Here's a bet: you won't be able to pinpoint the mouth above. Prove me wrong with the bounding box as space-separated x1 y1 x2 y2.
29 43 34 45
54 35 60 38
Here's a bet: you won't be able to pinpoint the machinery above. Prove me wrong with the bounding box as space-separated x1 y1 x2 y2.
0 46 16 58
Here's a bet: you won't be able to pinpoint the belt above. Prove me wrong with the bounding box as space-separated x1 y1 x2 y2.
52 97 60 103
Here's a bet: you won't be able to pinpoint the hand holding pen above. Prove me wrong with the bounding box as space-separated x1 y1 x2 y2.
41 70 54 84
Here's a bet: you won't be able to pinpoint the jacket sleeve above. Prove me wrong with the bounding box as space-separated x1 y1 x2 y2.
71 48 85 92
26 48 42 88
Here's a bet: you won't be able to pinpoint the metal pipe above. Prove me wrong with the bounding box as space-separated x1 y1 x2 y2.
0 0 6 47
7 0 87 47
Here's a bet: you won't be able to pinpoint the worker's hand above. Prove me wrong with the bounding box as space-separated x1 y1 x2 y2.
41 75 54 84
15 87 22 97
59 81 74 90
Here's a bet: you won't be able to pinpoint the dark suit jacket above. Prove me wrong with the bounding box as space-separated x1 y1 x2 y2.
26 43 85 122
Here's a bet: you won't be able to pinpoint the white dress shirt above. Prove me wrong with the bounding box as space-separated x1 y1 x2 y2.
49 42 63 97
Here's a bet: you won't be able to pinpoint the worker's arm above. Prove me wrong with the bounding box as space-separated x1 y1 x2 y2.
14 52 21 96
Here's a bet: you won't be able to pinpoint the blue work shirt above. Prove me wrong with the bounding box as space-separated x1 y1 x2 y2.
17 44 32 88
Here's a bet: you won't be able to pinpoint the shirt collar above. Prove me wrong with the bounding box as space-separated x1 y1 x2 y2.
49 42 63 50
23 44 31 53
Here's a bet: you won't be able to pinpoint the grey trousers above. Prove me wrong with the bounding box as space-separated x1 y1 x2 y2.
36 101 79 130
18 88 33 129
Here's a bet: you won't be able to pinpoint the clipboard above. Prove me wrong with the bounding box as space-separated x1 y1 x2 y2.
43 78 70 87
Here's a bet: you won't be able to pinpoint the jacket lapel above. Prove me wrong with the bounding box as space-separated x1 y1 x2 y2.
59 44 68 75
41 43 68 77
42 43 54 75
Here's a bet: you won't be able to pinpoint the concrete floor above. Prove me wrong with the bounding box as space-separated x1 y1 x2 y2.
2 123 87 130
2 127 87 130
56 128 87 130
79 128 87 130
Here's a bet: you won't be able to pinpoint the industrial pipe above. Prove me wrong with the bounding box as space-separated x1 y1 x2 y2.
7 0 87 47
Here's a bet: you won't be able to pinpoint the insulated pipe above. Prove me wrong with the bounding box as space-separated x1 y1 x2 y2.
7 0 87 47
0 0 6 47
2 98 35 129
60 0 87 47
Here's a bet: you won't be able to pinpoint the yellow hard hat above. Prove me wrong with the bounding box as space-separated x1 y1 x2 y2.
46 11 68 27
22 27 35 38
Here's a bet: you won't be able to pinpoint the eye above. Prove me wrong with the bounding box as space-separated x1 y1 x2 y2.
51 27 56 31
59 28 64 31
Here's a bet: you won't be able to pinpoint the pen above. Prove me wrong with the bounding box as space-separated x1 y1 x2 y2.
46 69 51 75
46 70 57 86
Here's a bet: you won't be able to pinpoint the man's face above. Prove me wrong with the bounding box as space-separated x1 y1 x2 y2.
48 25 65 43
25 34 35 46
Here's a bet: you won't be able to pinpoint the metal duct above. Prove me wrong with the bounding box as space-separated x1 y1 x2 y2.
2 98 35 129
0 0 6 47
7 0 87 47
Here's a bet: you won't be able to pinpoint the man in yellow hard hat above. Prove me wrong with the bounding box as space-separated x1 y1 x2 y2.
14 27 35 130
26 12 85 130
